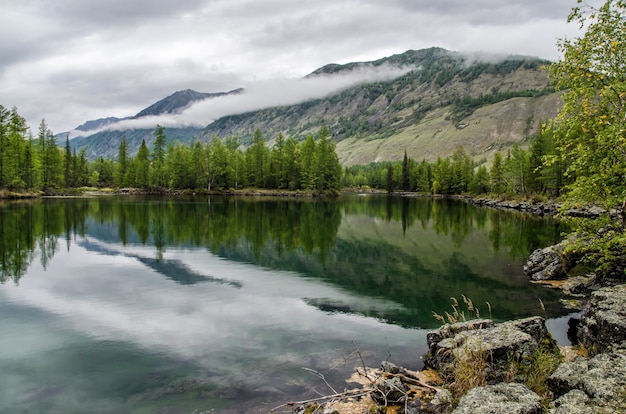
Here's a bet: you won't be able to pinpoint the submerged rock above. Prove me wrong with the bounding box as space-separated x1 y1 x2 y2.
451 383 542 414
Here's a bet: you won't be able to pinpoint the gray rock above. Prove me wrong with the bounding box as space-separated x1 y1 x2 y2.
503 316 551 345
547 357 589 397
548 351 626 412
563 274 597 296
579 352 626 401
426 319 494 350
565 206 606 218
577 284 626 353
424 317 552 382
451 383 542 414
429 388 453 410
548 389 592 414
372 375 408 405
524 242 568 281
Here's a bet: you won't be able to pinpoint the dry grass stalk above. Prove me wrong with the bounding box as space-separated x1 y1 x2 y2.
432 295 490 324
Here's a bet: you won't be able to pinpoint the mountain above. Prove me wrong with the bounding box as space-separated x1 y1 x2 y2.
133 88 242 118
198 48 561 165
68 47 561 165
64 88 242 161
75 116 124 132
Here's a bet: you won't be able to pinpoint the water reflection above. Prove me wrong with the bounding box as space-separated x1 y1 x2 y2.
0 195 566 328
0 195 570 413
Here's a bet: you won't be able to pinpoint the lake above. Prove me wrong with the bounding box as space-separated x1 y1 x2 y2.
0 195 571 413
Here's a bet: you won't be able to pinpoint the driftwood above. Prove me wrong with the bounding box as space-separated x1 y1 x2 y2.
271 362 441 413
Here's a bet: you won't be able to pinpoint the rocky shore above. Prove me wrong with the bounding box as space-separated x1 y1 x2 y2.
422 284 626 413
285 198 626 414
464 196 609 218
290 289 626 413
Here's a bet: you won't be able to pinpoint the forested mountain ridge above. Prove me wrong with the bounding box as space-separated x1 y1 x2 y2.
198 47 560 166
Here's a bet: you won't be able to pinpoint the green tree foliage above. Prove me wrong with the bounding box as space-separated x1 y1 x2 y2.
490 152 505 196
313 126 342 194
0 107 35 190
246 129 269 188
115 136 129 188
37 119 62 191
401 150 410 191
504 144 530 194
470 165 490 194
151 125 167 188
207 136 232 191
550 0 626 208
432 157 453 195
300 134 316 190
64 137 73 188
451 145 474 194
93 157 115 188
135 139 150 189
0 109 343 195
386 163 394 193
416 160 432 193
548 0 626 279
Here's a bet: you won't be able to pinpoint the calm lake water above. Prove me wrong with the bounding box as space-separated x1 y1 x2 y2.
0 195 570 413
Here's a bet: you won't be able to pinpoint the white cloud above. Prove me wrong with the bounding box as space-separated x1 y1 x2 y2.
0 240 414 363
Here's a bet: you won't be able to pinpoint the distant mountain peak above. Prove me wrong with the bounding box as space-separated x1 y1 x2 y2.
74 116 123 132
133 88 243 118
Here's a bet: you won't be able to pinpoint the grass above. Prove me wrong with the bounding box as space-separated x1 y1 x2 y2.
449 343 489 403
523 348 562 406
432 295 491 325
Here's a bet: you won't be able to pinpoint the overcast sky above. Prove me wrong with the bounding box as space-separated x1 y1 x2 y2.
0 0 586 134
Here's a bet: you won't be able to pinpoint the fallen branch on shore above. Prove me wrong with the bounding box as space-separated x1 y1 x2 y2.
271 361 441 413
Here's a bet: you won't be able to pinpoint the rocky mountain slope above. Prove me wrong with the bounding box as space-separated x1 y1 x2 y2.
199 48 560 165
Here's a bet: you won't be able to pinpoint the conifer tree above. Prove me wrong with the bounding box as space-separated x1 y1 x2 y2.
135 139 150 189
151 125 167 188
115 136 128 187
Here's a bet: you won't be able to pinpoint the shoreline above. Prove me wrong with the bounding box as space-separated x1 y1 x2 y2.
284 194 626 413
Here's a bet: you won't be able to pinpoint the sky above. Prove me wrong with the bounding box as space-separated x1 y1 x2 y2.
0 0 587 135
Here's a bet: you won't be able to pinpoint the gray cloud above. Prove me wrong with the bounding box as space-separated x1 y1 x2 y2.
0 0 587 133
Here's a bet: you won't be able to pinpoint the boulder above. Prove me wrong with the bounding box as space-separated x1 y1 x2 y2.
524 242 569 281
548 351 626 412
451 383 542 414
564 206 605 218
424 317 555 383
576 284 626 353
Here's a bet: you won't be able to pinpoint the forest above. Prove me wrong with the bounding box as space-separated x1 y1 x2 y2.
0 98 569 200
0 98 607 206
0 116 343 195
343 127 566 199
